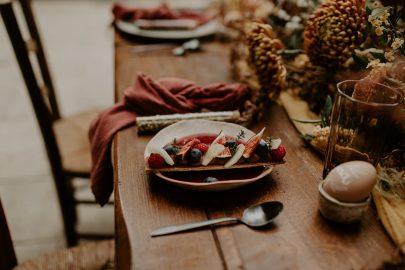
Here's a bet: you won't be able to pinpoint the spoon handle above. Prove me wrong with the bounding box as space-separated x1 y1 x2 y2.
151 217 239 237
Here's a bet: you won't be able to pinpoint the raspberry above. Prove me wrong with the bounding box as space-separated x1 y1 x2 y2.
148 153 165 169
270 145 286 161
193 143 209 153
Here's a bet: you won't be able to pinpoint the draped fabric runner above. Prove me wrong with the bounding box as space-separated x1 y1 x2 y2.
112 3 210 26
89 73 250 205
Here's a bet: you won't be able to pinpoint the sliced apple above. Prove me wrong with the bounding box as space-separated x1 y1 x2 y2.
202 143 225 166
149 146 174 166
211 130 226 145
224 144 245 168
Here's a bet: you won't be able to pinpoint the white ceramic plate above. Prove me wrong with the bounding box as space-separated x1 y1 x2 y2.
144 119 254 162
115 19 219 40
144 120 279 191
154 166 274 191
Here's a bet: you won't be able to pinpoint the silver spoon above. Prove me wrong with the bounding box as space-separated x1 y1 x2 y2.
151 201 283 237
172 39 200 56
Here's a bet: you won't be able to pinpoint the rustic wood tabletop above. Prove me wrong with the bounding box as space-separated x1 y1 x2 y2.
113 32 397 269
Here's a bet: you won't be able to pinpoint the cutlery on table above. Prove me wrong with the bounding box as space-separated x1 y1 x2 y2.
171 39 200 56
129 39 200 56
151 201 283 237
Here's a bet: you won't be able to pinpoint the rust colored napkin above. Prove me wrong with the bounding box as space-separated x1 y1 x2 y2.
112 3 210 25
89 73 250 205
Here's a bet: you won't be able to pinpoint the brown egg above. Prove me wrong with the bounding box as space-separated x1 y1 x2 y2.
323 161 377 203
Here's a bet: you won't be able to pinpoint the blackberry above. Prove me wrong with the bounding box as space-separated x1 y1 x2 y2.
164 144 177 155
188 148 202 163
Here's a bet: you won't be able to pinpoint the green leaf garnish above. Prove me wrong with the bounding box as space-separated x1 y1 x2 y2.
237 130 246 140
370 50 386 60
291 118 322 124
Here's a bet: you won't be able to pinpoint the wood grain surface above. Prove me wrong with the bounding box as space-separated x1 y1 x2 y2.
113 35 398 269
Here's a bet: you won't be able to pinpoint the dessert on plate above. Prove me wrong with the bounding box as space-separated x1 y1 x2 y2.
144 120 285 172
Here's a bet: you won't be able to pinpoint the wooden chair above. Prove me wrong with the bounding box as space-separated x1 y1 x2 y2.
0 197 114 270
0 0 112 246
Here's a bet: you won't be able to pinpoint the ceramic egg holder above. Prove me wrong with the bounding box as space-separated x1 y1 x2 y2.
319 161 377 223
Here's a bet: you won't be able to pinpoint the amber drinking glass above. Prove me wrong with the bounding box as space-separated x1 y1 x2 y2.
323 80 403 178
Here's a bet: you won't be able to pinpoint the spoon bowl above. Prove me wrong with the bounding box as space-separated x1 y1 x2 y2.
182 39 200 50
151 201 283 237
241 201 283 227
172 39 200 56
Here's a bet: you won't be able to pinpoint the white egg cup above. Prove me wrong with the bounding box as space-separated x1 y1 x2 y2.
318 182 371 223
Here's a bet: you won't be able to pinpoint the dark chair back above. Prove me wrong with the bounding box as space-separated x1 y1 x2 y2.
0 198 17 270
19 0 60 120
0 0 77 246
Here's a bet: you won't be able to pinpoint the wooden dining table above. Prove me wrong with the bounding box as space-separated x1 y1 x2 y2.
112 30 398 269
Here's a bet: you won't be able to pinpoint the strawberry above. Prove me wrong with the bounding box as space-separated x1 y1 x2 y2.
194 143 209 153
270 145 286 161
148 153 165 169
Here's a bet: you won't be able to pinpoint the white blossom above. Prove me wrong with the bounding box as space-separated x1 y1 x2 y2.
391 38 404 50
277 9 291 21
375 26 384 36
384 50 395 62
369 15 382 28
291 16 301 23
371 0 383 9
380 10 390 25
366 59 391 69
367 59 381 69
286 21 302 31
297 0 309 8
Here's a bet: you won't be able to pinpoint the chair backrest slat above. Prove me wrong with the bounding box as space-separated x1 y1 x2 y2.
0 198 17 270
19 0 60 120
0 0 77 247
0 1 57 153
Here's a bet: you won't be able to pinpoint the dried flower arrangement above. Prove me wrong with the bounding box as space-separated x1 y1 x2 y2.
224 0 404 147
223 0 405 253
225 0 404 109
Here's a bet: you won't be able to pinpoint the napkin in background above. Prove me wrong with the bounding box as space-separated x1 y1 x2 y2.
112 3 211 26
89 73 250 205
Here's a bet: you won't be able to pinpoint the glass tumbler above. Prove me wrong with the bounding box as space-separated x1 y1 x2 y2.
323 80 403 178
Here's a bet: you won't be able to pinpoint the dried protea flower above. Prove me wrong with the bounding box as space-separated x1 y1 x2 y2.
245 22 287 100
303 0 367 68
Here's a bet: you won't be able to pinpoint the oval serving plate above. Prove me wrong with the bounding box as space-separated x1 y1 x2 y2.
155 166 274 191
144 120 282 190
115 19 219 40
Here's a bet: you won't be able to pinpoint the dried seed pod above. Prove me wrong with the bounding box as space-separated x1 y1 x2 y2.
245 22 287 100
303 0 367 68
